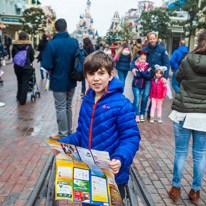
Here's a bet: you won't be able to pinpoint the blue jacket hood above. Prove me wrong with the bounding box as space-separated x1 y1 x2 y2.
178 45 189 54
86 76 124 99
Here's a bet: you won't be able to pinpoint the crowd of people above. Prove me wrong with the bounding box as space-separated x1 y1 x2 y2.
0 17 206 205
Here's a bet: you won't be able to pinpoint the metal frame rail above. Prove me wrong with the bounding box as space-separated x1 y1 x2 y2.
26 157 155 206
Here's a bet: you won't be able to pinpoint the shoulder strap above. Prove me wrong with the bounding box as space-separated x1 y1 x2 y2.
75 39 79 50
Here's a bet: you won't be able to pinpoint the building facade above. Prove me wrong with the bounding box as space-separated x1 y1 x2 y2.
0 0 28 39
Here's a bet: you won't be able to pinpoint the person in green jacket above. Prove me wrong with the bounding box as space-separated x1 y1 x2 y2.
168 30 206 204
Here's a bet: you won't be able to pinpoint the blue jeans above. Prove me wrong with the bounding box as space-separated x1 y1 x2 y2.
117 70 128 88
140 80 151 115
172 71 180 94
132 87 144 116
173 121 206 191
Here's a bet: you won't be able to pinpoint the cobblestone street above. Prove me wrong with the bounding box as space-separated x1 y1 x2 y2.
0 60 205 205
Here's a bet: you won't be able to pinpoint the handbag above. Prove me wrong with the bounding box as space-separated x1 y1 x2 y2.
13 46 29 67
70 40 85 81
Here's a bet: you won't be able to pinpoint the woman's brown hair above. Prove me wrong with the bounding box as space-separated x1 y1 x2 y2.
19 31 29 40
191 30 206 55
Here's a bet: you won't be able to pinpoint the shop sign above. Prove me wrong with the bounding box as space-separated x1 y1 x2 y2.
171 26 184 33
1 17 21 23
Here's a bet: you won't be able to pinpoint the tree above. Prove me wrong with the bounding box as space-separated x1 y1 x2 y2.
96 36 103 45
21 7 47 44
174 0 206 48
104 31 118 45
119 22 136 41
140 8 176 39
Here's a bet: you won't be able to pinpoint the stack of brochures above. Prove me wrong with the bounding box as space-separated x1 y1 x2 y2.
47 140 123 205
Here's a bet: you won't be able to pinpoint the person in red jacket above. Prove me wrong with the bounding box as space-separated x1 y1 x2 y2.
149 65 167 123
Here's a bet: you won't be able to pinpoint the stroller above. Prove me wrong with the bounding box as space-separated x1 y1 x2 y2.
28 67 41 101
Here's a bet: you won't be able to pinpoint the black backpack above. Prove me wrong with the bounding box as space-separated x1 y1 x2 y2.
70 40 85 81
178 53 188 66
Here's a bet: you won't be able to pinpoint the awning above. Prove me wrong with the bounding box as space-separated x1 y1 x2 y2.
32 0 36 4
37 0 41 4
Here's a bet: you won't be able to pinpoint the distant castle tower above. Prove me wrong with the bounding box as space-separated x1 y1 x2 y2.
109 11 120 32
75 0 98 41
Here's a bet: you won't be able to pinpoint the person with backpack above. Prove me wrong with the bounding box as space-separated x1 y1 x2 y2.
12 31 34 105
42 18 78 140
170 40 189 94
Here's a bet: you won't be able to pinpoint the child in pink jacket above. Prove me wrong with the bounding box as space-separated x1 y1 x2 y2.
149 65 167 123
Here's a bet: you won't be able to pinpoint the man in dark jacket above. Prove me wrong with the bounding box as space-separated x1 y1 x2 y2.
3 32 12 59
131 32 170 121
42 18 77 140
37 34 48 79
170 40 189 94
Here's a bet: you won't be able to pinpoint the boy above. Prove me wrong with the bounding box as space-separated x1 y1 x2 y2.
52 50 141 200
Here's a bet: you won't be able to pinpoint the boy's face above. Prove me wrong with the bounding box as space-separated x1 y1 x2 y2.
86 67 114 98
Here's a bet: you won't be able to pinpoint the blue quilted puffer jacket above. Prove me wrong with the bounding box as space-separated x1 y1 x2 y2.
116 54 131 71
58 77 141 185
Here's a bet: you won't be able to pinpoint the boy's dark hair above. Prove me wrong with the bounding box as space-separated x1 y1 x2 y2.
55 18 67 32
19 31 28 40
83 50 114 76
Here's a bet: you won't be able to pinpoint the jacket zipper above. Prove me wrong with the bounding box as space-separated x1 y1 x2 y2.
88 98 102 149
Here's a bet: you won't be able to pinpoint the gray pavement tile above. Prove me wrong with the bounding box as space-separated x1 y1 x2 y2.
1 193 19 206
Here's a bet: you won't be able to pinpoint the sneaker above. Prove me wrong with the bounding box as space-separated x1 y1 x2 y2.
136 116 140 123
0 102 5 107
157 117 162 123
140 115 145 122
150 117 154 123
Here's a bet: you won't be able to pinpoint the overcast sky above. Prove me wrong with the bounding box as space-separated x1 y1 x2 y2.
40 0 163 36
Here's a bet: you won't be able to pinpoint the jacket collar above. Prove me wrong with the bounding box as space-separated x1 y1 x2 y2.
53 32 69 39
148 42 158 49
84 77 124 103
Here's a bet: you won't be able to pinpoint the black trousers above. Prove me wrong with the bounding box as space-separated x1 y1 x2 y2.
14 67 33 105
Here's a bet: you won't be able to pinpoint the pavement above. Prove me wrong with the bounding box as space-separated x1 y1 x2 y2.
0 60 205 206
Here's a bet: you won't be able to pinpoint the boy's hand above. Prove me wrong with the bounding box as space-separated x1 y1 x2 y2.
148 67 152 71
51 147 60 156
108 159 121 174
162 98 165 101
